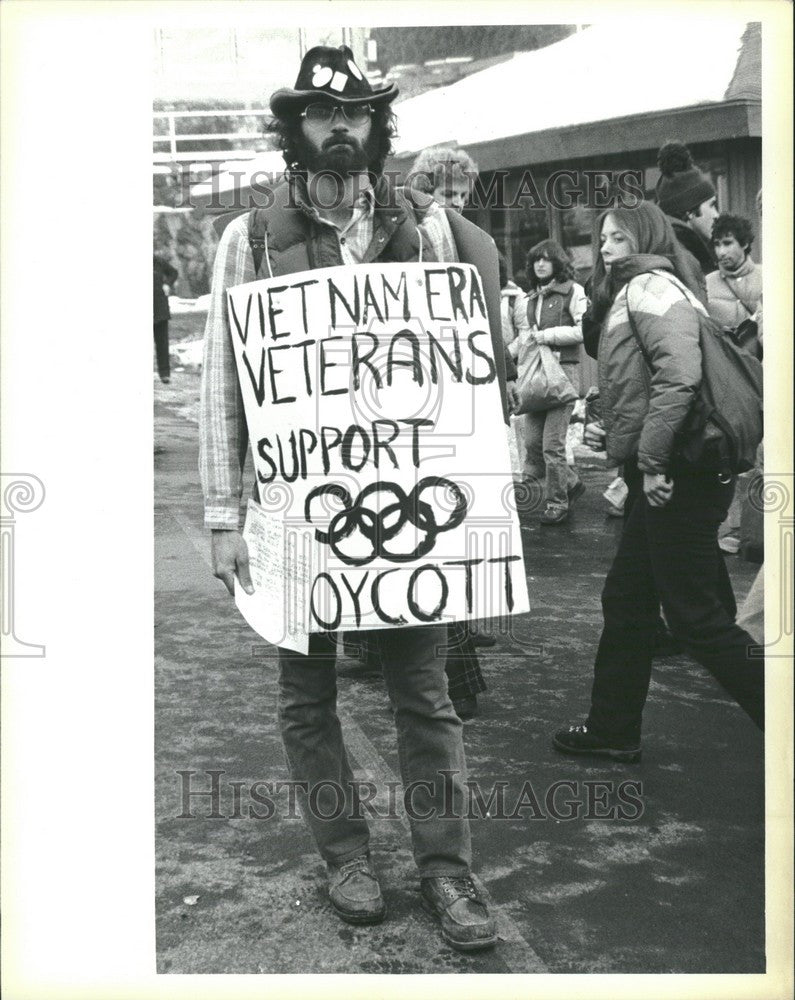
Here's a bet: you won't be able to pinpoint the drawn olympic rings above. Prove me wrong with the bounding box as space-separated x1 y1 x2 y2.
304 477 468 566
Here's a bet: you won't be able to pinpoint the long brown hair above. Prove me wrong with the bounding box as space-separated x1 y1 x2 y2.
588 201 705 322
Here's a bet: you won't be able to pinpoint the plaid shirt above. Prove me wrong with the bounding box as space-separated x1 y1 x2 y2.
310 184 374 265
199 185 458 529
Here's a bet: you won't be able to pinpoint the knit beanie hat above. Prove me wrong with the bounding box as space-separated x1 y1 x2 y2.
656 141 716 218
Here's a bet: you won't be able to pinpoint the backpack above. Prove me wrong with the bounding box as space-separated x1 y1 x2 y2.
627 271 763 477
248 208 269 275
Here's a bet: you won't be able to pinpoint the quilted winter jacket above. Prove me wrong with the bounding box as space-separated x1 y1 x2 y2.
705 261 763 330
598 261 702 475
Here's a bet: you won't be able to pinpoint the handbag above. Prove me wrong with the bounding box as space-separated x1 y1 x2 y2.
515 342 578 414
730 316 762 360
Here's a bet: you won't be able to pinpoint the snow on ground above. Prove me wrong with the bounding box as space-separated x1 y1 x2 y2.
169 339 204 373
169 295 210 315
155 370 201 425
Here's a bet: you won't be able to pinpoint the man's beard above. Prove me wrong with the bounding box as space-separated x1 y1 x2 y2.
296 131 374 177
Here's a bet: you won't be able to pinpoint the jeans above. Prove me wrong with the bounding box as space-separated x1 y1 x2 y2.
343 623 486 700
277 626 472 877
522 400 580 508
587 460 764 740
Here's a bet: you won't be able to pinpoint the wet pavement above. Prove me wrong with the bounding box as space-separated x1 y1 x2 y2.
154 370 764 975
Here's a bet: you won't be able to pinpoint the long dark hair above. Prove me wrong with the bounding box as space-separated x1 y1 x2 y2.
265 104 398 178
588 202 705 323
526 239 574 290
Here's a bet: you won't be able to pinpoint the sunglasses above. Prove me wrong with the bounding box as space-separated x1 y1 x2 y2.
300 103 373 125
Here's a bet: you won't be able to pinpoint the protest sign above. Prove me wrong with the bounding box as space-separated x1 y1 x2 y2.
234 499 310 654
227 262 529 650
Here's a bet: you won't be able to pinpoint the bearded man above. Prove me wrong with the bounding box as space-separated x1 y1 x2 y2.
199 45 508 952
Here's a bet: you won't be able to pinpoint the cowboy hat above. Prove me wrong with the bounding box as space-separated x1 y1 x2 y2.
269 45 398 116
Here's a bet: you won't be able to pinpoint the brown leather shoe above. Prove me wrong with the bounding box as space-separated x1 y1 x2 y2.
420 876 497 951
327 854 386 925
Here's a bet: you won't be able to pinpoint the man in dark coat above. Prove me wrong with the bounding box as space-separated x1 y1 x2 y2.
153 255 178 383
655 141 719 287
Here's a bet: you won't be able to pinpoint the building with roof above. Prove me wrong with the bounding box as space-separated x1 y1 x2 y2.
172 19 762 322
389 20 762 279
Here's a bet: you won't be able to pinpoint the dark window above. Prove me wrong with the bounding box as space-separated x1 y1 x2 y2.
560 205 599 283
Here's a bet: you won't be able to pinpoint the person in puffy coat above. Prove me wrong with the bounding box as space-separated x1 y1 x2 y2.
511 240 587 525
552 201 763 762
706 214 763 556
705 214 763 332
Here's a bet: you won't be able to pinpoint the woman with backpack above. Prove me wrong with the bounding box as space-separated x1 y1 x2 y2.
512 240 587 525
552 202 764 762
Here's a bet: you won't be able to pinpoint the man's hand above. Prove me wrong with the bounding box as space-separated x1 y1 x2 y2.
583 421 606 451
643 473 674 508
211 529 254 596
507 381 520 415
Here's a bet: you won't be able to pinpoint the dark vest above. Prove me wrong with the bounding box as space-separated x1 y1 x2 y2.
526 279 580 365
246 179 429 276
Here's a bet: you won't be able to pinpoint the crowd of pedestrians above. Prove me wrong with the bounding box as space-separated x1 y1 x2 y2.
401 140 765 757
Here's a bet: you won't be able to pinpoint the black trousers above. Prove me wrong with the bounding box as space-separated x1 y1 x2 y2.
587 461 764 739
154 320 170 380
623 462 737 619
